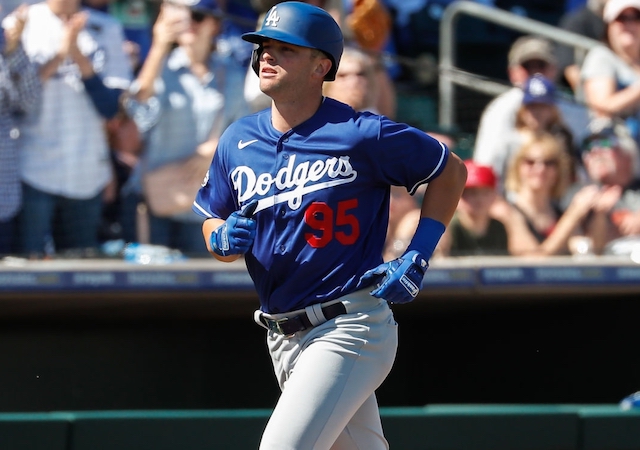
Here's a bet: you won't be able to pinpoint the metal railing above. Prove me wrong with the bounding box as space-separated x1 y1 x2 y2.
438 1 603 129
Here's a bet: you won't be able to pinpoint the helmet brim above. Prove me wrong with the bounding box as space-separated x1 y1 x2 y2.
242 29 314 50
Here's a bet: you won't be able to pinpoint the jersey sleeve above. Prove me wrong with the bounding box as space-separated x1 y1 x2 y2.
371 116 450 194
192 138 238 220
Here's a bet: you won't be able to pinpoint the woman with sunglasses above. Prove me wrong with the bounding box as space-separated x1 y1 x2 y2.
581 0 640 146
502 132 601 256
122 0 249 255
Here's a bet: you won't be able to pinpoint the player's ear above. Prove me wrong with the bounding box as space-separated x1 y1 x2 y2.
313 57 332 80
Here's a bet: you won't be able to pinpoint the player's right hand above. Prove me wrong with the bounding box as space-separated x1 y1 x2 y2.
210 200 258 257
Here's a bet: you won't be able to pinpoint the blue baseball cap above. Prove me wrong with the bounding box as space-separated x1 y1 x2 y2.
522 74 556 105
184 0 224 17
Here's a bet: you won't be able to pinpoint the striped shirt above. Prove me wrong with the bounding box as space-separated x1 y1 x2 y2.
18 3 132 199
0 44 41 221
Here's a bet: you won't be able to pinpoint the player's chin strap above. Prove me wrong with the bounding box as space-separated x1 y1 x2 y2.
361 217 446 304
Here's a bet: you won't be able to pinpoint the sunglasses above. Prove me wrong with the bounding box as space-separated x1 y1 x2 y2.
191 10 207 23
584 138 619 152
615 12 640 23
522 158 558 168
336 71 369 79
522 59 549 73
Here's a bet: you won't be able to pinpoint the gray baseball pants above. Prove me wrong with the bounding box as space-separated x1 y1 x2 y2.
256 289 398 450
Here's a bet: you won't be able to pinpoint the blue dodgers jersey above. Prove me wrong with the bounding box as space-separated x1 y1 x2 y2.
193 98 449 313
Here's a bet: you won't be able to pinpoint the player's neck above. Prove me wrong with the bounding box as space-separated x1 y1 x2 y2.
271 95 324 133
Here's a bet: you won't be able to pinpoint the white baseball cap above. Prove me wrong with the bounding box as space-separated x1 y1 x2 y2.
603 0 640 23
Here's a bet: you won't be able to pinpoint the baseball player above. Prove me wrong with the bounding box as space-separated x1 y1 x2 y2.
192 2 467 449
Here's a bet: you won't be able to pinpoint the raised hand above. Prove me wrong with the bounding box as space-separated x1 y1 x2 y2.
153 3 190 50
58 11 87 61
3 4 28 55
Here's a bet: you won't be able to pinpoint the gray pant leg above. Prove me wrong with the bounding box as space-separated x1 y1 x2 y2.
260 299 397 450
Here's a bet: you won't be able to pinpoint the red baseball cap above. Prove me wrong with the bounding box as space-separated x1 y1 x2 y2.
464 160 497 189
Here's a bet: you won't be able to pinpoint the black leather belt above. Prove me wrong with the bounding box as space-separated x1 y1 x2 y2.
260 302 347 336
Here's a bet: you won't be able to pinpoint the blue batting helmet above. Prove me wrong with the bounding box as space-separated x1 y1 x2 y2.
242 1 343 81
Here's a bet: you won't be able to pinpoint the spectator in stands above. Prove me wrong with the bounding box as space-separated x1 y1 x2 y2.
342 0 398 116
473 35 590 182
436 160 510 257
578 118 640 251
103 0 153 65
519 75 582 182
122 0 248 255
323 45 379 113
80 0 146 244
214 1 258 69
100 93 143 245
480 73 580 195
502 132 600 256
0 5 41 255
556 0 607 92
16 0 132 257
382 0 428 62
81 0 147 74
580 0 640 147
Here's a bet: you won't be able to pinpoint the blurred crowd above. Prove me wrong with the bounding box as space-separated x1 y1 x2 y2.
3 0 640 260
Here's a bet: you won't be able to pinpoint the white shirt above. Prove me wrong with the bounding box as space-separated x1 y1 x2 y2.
473 86 590 184
580 44 640 143
473 87 523 182
125 46 249 222
17 3 132 199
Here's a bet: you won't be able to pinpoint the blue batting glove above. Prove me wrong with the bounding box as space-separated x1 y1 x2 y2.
210 200 258 257
360 250 429 304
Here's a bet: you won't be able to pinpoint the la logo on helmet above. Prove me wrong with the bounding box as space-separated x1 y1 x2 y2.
265 7 280 27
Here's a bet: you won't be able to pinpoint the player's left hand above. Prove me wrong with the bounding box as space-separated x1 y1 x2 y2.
360 250 429 304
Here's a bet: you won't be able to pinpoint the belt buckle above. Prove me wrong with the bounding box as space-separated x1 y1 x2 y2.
267 316 293 337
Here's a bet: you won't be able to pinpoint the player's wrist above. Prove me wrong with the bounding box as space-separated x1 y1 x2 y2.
210 224 229 256
402 250 429 274
406 217 446 261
